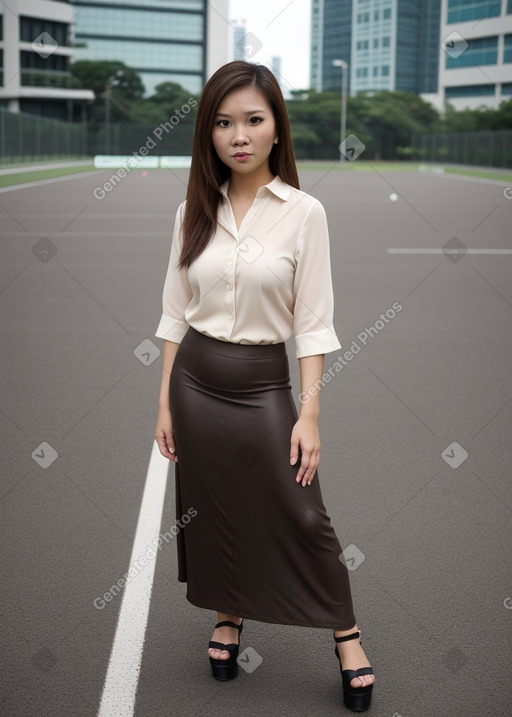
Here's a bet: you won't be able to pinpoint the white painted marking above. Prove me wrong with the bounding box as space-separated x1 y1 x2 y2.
436 172 512 188
0 160 92 176
97 441 169 717
0 170 104 194
387 248 512 255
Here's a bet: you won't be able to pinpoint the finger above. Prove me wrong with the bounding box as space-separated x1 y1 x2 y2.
297 448 312 483
302 452 319 486
290 437 300 466
155 435 178 462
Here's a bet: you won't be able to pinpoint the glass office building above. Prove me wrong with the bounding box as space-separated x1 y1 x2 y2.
439 0 512 109
311 0 353 92
310 0 441 95
71 0 211 96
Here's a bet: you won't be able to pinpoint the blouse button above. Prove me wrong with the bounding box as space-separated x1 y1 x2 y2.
227 284 232 290
228 314 233 320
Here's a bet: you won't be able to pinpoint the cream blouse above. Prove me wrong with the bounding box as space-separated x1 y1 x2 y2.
154 174 342 358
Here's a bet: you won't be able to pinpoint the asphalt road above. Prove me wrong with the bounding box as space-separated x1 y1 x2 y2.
1 165 511 716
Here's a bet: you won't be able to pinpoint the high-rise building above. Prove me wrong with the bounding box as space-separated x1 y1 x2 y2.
233 23 247 62
70 0 229 97
270 56 282 84
437 0 512 109
311 0 352 93
0 0 94 119
311 0 441 95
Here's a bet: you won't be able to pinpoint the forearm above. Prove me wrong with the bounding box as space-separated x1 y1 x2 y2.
298 354 324 420
158 339 180 411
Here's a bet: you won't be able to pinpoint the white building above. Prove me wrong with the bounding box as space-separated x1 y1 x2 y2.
437 0 512 110
0 0 94 119
70 0 229 97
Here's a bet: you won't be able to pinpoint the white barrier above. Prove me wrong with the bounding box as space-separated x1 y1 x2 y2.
93 155 191 169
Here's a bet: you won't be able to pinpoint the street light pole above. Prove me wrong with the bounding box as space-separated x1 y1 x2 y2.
104 78 111 155
333 59 348 163
104 71 123 155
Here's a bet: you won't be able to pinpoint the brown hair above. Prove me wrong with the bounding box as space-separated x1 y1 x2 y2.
178 61 300 268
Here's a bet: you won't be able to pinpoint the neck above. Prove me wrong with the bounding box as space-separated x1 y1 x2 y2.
228 165 275 199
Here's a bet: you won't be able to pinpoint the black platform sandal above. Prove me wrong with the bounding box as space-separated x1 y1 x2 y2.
208 619 244 681
334 629 374 712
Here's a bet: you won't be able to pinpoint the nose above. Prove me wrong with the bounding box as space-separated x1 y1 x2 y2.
232 124 249 146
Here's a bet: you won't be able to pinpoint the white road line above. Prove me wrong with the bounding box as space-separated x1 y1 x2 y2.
0 160 92 176
0 170 104 193
97 441 169 717
387 248 512 254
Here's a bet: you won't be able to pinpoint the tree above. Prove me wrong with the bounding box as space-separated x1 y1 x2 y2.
285 89 440 160
127 81 199 124
70 60 145 101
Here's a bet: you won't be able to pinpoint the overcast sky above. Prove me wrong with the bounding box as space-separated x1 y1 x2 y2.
228 0 312 93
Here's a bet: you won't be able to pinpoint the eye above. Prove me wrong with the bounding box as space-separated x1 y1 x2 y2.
249 116 263 124
216 119 230 127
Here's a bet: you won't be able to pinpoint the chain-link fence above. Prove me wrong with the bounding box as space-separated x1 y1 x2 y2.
2 107 512 169
86 122 195 157
412 130 512 169
0 109 195 163
0 109 88 164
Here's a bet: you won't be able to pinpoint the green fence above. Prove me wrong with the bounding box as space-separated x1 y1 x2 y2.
2 107 512 169
0 109 87 164
412 130 512 169
86 121 195 157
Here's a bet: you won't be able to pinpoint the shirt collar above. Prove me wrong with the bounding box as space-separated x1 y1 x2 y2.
220 174 290 201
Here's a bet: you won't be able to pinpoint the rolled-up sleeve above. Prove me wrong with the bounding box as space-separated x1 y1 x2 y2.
292 199 342 359
154 201 192 342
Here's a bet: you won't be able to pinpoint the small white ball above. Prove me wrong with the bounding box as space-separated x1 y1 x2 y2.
389 193 398 201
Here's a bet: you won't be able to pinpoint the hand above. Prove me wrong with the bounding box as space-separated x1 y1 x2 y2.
290 416 320 486
155 407 178 462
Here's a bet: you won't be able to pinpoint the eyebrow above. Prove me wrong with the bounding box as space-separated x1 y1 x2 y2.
215 110 267 117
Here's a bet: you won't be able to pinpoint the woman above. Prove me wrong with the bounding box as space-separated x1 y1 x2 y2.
154 61 375 712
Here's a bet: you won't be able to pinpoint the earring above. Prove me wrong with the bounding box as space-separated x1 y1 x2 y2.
274 139 278 144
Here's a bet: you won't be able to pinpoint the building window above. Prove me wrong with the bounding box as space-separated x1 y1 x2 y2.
373 38 379 48
356 67 369 78
508 0 512 13
357 12 370 23
504 34 512 63
20 16 69 46
445 84 496 98
374 10 379 20
373 66 379 76
75 7 203 43
382 36 390 47
447 1 502 23
502 82 512 94
356 40 369 50
446 36 498 68
382 65 390 76
383 8 392 19
20 50 72 88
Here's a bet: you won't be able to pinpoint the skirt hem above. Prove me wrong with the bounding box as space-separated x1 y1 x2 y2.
185 595 357 631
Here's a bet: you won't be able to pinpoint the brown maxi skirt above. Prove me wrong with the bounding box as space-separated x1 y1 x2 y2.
169 326 357 630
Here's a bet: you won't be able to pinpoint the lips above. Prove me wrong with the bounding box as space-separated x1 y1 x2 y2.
233 152 251 158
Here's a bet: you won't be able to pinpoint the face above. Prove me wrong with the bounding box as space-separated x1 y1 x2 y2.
211 85 278 176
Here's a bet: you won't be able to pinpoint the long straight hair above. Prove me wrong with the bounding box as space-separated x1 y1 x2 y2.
178 61 300 268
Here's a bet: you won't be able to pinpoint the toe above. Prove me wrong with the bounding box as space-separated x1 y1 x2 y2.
350 674 374 688
208 647 229 660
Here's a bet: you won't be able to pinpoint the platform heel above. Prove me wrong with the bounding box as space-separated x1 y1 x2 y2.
208 619 244 681
334 629 374 712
